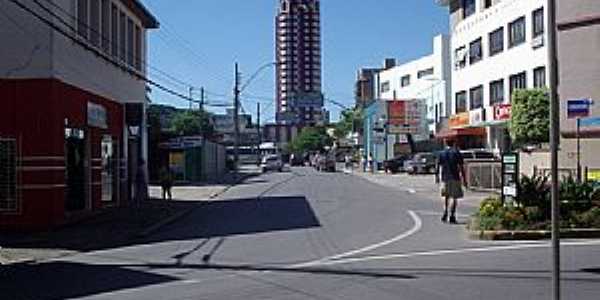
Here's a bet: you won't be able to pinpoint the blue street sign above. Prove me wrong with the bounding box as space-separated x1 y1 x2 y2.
580 116 600 128
567 99 592 119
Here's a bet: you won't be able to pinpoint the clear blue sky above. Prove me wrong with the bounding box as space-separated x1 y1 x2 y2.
143 0 449 122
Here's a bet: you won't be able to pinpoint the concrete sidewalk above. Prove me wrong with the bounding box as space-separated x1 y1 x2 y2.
351 170 494 208
0 165 261 265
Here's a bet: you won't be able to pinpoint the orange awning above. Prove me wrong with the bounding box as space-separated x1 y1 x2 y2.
435 127 486 139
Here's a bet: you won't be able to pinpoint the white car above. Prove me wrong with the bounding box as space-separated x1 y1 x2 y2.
261 155 283 172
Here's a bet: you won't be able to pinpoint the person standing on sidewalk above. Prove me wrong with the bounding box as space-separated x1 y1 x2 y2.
435 139 467 224
160 167 174 200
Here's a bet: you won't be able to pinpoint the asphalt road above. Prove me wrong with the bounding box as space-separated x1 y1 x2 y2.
3 167 600 299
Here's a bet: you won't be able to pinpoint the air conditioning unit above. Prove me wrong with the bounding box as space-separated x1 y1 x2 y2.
531 35 544 49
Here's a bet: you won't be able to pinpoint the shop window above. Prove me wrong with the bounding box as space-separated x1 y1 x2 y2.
0 139 18 212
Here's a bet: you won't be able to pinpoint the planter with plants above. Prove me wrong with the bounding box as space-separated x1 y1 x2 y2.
468 174 600 240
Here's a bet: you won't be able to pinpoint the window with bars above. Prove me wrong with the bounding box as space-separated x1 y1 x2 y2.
533 66 546 88
509 16 526 48
0 139 18 212
533 8 544 38
510 71 527 97
469 38 483 64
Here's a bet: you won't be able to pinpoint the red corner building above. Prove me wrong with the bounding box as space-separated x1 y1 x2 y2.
0 0 158 231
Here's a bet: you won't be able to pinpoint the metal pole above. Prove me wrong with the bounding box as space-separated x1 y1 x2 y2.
189 87 193 110
257 102 261 166
234 63 240 170
547 0 561 299
577 118 581 183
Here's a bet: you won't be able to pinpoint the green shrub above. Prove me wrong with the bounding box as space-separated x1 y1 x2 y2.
560 177 598 216
572 207 600 228
516 174 550 220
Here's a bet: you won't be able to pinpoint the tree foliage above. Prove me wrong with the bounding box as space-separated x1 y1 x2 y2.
509 89 549 147
288 126 333 154
171 110 214 137
334 108 363 139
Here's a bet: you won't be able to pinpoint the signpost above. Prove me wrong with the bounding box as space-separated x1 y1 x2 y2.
501 152 519 205
567 99 593 182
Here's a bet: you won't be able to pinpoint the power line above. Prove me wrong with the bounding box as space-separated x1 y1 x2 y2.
8 0 211 107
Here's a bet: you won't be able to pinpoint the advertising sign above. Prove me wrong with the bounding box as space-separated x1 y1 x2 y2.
88 102 108 129
387 100 426 134
567 99 592 119
289 93 324 109
587 169 600 182
449 112 470 129
494 104 512 121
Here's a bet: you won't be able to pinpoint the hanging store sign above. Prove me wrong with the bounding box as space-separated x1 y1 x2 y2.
567 99 592 119
87 102 107 129
387 100 426 134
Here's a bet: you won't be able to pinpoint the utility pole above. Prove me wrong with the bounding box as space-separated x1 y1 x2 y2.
200 87 205 112
547 0 561 299
189 87 193 110
233 63 240 169
257 102 261 165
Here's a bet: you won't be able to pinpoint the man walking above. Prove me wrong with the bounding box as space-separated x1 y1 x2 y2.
436 139 467 224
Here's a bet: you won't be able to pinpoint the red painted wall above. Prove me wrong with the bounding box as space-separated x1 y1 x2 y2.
0 79 125 231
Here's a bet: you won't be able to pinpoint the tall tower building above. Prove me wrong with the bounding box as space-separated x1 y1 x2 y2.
275 0 323 125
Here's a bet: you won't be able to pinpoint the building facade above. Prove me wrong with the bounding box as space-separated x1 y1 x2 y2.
554 0 600 175
438 0 548 152
355 68 382 109
275 0 324 125
375 35 452 136
0 0 158 230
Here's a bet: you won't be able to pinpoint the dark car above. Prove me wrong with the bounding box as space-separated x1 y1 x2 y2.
383 154 412 174
317 153 337 172
406 152 437 174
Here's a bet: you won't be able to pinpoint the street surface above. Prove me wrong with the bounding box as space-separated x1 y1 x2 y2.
3 167 600 299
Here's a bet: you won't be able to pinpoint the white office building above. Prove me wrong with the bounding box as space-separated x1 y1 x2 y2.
437 0 548 152
375 34 452 137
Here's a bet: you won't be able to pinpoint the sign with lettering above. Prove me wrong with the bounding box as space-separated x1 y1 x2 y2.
469 108 485 126
88 102 108 129
494 104 512 121
567 99 592 119
387 100 426 134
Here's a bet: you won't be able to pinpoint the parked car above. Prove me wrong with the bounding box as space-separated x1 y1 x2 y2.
460 149 496 161
383 154 412 174
261 155 283 172
406 152 437 174
289 153 305 166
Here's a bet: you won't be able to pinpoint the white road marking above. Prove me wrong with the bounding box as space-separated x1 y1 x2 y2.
315 239 600 267
293 210 422 267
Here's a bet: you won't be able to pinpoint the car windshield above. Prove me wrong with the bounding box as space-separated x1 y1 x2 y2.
4 1 595 299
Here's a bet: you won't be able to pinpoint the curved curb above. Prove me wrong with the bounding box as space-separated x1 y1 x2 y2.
468 228 600 241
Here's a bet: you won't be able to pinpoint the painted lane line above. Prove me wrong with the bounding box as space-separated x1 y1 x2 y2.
293 210 422 268
314 239 600 267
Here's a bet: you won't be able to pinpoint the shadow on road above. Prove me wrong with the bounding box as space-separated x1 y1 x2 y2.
145 195 321 243
1 261 178 300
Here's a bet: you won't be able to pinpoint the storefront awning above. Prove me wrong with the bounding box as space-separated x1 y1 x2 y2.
435 127 486 139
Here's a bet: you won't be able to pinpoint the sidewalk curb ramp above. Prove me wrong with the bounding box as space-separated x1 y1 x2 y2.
468 228 600 240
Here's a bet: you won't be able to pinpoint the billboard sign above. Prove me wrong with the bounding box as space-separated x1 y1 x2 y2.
387 100 426 135
494 104 512 121
289 93 324 109
449 112 470 129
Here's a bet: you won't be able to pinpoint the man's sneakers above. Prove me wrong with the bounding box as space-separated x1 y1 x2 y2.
441 212 458 224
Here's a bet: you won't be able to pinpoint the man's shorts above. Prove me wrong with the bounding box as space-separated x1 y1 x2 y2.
441 180 464 199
